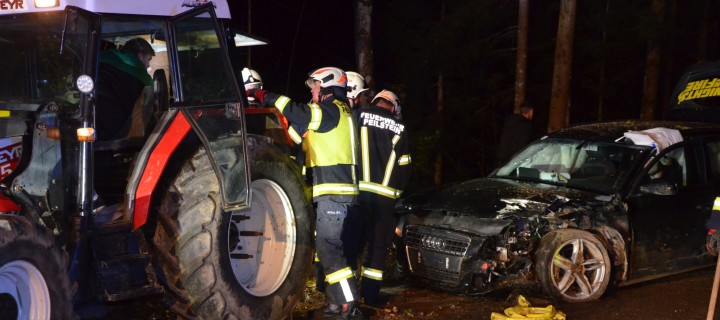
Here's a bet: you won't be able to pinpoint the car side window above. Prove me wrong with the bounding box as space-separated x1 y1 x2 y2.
646 147 691 188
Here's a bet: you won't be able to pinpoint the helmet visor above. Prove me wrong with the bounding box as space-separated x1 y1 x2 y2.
305 78 317 88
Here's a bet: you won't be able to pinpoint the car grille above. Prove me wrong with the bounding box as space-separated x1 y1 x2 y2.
404 225 473 286
405 225 471 256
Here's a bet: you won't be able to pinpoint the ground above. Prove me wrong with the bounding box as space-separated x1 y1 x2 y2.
100 264 720 319
292 267 720 320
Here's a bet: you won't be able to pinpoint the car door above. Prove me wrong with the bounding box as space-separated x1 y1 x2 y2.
625 140 714 280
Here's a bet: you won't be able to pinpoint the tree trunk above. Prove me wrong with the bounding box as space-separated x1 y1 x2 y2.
354 0 375 93
434 74 444 186
434 3 446 186
640 0 664 120
698 0 709 62
547 0 576 133
660 0 677 120
514 0 529 113
598 0 609 121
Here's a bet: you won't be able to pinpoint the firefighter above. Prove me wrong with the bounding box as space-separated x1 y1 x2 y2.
341 71 370 273
707 196 720 255
241 67 263 105
355 90 412 306
346 71 369 109
246 67 363 319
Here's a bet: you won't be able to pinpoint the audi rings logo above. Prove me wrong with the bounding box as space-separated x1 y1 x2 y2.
422 235 447 250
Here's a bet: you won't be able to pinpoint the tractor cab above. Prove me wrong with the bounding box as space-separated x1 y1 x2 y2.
0 2 312 319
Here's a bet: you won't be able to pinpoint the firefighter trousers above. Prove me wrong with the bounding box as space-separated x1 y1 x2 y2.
315 200 359 305
358 192 397 305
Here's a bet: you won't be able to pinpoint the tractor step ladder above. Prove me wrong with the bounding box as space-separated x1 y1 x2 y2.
89 221 163 301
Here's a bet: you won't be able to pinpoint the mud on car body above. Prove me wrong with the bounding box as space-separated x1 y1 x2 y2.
395 120 720 302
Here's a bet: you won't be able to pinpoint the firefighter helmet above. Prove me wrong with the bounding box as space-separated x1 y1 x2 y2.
241 67 263 90
346 71 368 99
372 90 400 109
305 67 347 88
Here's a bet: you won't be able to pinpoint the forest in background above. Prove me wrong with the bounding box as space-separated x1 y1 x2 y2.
232 0 720 191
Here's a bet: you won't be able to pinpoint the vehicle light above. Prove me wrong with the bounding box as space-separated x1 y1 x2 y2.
76 75 94 93
77 127 95 142
394 226 402 237
35 0 59 8
394 216 406 237
47 127 60 140
481 262 490 270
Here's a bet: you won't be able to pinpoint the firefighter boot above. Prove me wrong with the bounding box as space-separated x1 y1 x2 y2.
360 278 382 307
340 302 364 320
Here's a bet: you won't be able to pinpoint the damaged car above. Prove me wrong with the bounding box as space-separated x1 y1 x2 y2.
395 120 720 302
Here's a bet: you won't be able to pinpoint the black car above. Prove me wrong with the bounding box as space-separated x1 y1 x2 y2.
395 120 720 302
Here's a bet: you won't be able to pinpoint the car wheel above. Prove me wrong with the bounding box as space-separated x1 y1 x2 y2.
535 229 611 302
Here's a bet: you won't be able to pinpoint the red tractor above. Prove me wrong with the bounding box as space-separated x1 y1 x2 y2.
0 1 312 319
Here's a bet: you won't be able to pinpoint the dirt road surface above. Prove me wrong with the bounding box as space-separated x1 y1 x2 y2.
92 264 719 319
292 267 720 320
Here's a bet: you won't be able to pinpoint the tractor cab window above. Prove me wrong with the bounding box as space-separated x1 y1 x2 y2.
175 14 238 103
0 13 84 104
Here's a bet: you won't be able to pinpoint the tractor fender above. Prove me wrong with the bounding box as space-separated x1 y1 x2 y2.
125 108 194 229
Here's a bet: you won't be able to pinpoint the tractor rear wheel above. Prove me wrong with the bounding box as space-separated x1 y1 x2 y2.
0 214 76 320
153 138 313 319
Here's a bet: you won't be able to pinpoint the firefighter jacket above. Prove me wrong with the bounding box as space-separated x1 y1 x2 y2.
263 92 358 203
707 195 720 230
356 105 411 199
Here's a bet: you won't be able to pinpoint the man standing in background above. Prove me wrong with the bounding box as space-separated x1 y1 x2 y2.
497 102 535 166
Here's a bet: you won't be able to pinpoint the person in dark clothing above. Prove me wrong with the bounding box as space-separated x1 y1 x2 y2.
496 102 535 166
355 90 412 307
95 37 155 141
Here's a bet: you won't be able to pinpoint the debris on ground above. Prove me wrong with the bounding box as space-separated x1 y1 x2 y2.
491 295 566 320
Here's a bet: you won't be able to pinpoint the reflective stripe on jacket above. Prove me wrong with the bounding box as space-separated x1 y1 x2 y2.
357 106 411 199
265 92 358 203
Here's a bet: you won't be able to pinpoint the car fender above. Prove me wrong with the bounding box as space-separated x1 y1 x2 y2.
591 226 628 284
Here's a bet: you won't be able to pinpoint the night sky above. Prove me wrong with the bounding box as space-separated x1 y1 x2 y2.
228 0 356 100
224 1 720 188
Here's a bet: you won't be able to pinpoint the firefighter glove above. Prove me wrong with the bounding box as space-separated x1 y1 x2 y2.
246 88 267 105
707 229 720 256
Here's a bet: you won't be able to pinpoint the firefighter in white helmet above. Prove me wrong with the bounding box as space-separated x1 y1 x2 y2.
338 71 370 280
247 67 362 319
346 71 369 109
241 67 263 105
355 89 411 307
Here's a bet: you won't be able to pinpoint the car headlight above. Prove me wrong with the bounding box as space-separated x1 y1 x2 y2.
394 215 406 237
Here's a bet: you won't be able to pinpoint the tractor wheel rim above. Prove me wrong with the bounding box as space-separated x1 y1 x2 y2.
228 179 296 296
0 260 51 320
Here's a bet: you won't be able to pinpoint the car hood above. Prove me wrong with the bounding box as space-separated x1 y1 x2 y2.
400 177 620 236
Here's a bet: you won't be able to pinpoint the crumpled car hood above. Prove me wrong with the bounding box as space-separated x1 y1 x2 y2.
401 177 617 236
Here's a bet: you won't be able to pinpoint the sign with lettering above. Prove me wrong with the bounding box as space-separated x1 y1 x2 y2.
0 0 26 12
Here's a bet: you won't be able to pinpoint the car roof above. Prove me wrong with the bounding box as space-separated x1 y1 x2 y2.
549 120 720 142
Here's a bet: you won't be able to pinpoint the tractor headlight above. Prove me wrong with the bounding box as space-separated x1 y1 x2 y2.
76 75 94 93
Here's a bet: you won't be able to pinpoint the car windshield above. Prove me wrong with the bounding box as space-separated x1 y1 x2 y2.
493 138 650 194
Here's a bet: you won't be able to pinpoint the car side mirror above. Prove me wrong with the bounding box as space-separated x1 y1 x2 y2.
639 180 677 196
